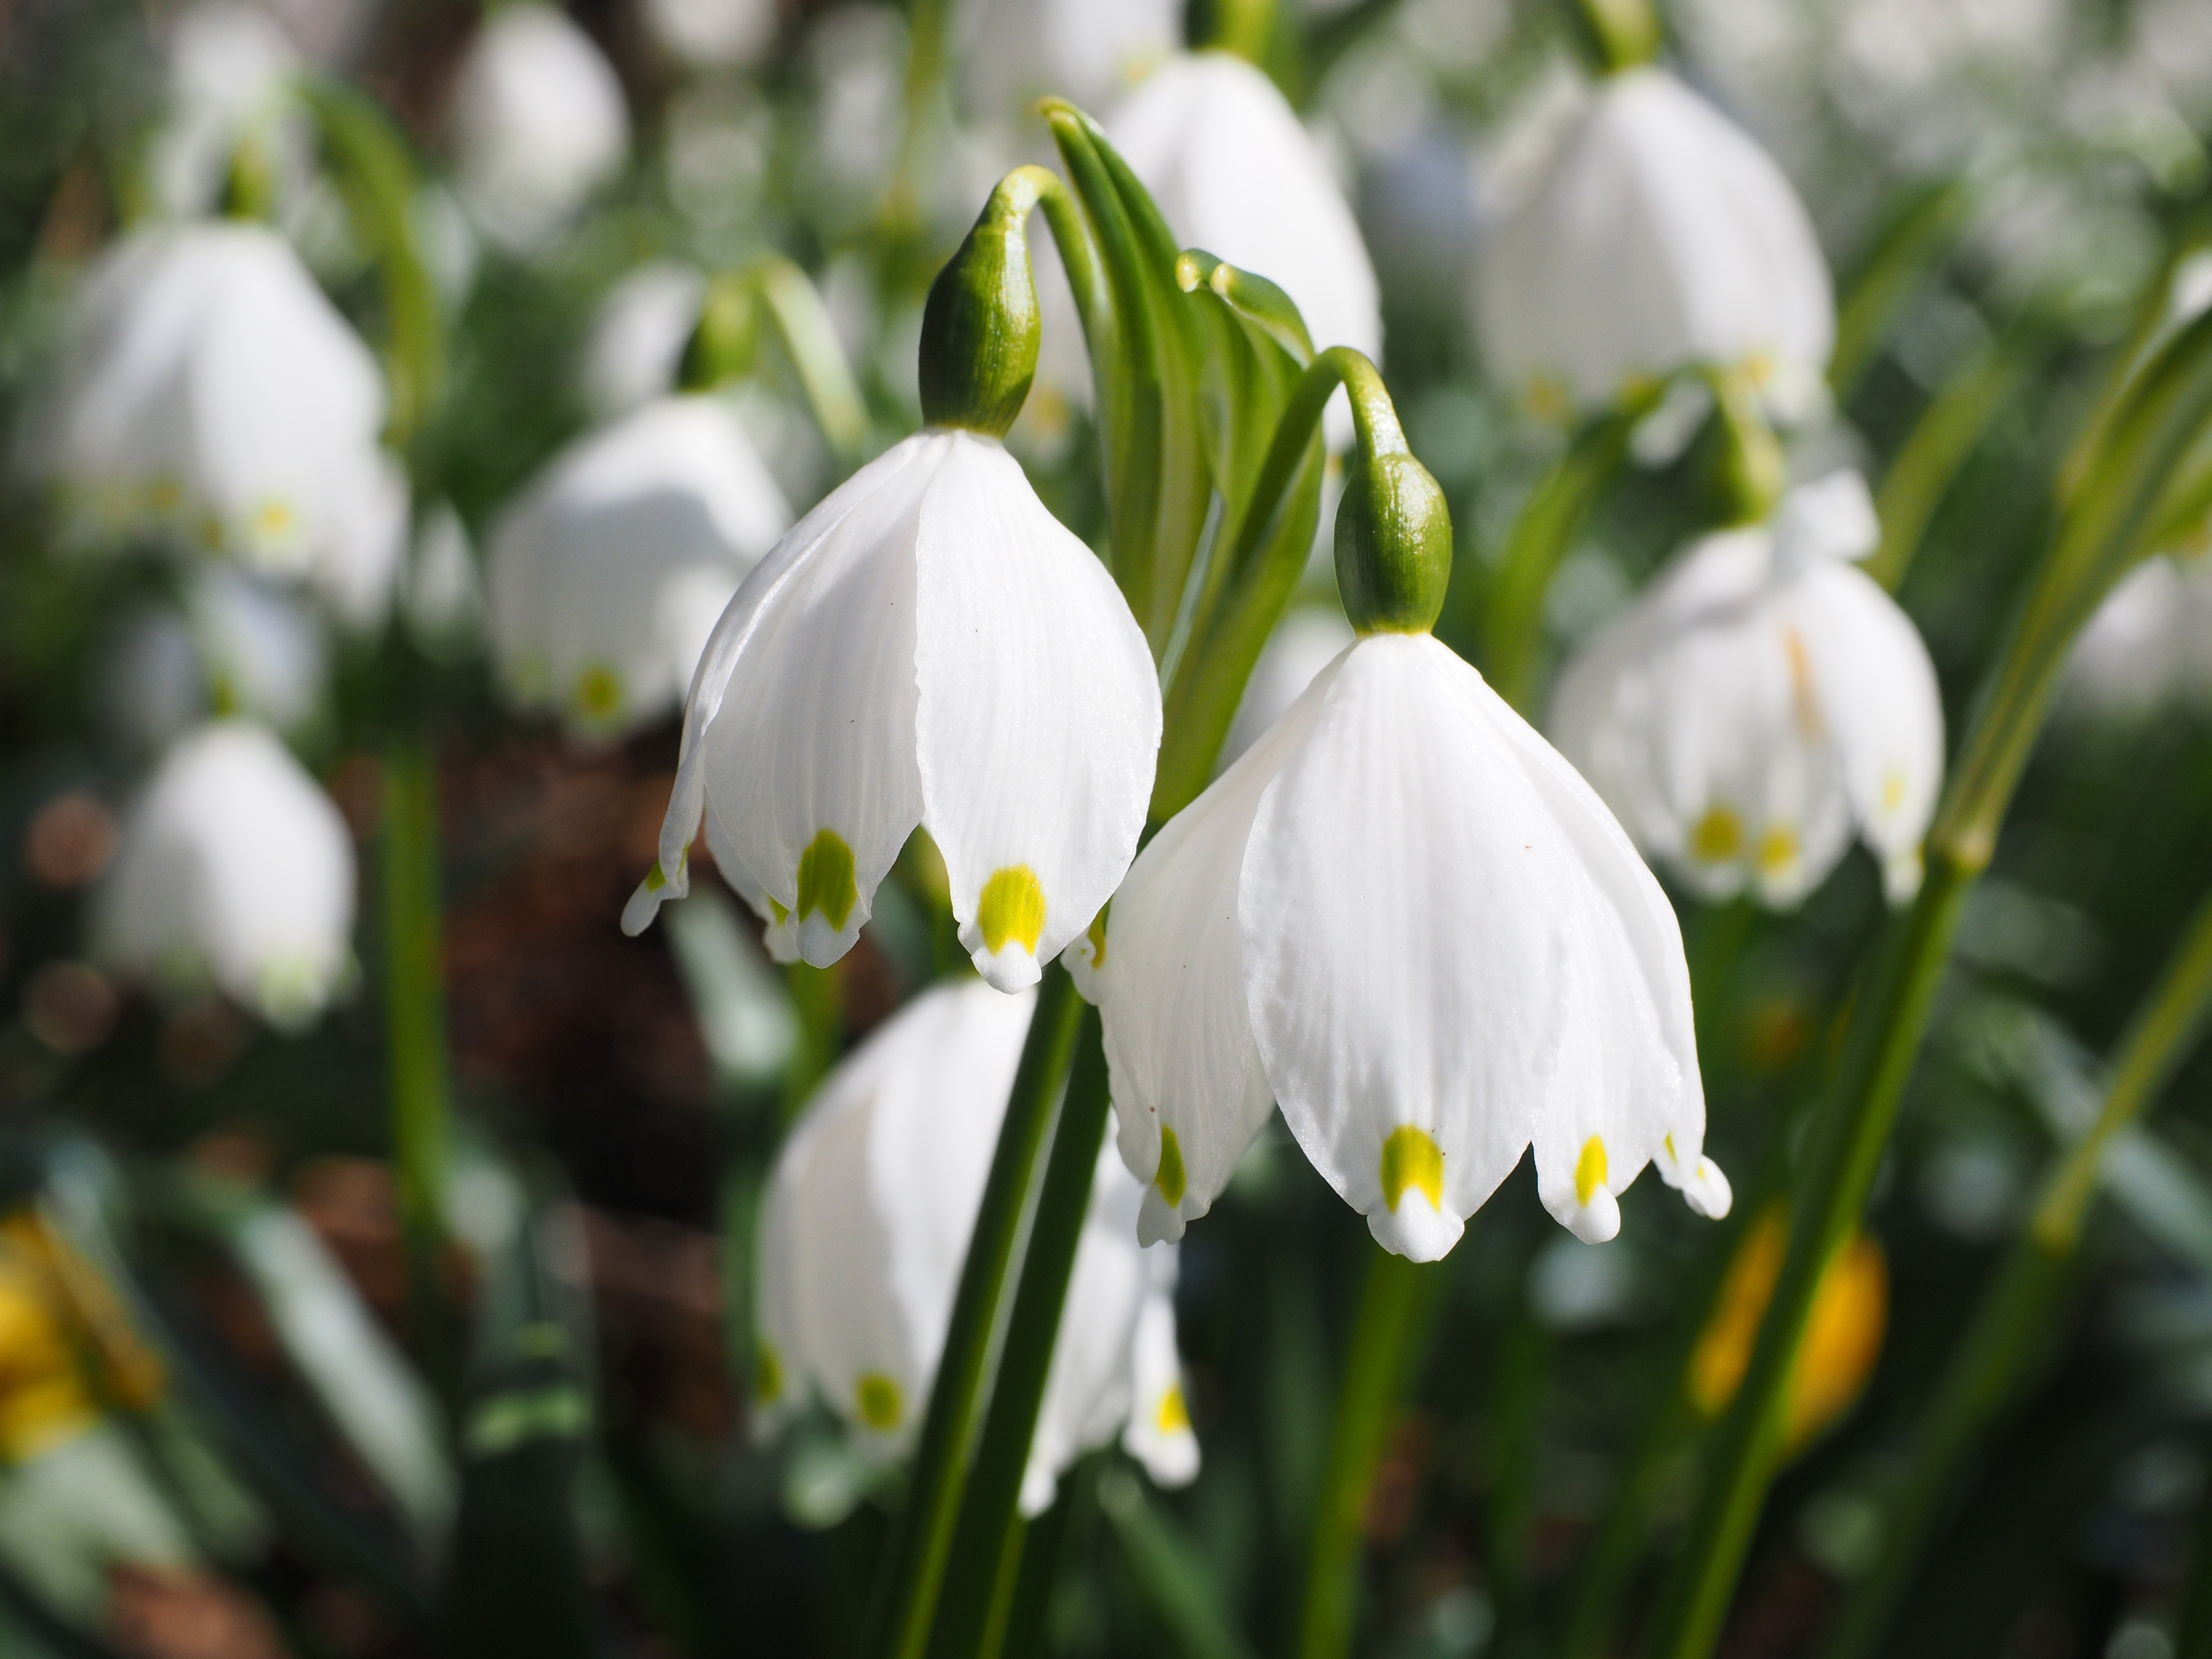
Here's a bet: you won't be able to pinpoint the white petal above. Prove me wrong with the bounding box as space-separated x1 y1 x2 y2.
914 433 1160 992
1100 653 1345 1243
630 434 948 949
1217 605 1357 773
1243 636 1577 1262
1119 1275 1199 1490
1784 562 1945 900
1770 470 1880 574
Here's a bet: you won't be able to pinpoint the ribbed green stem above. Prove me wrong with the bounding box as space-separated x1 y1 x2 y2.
1635 306 2212 1659
1865 337 2032 592
1468 396 1649 715
1297 1242 1440 1659
927 1008 1111 1659
381 743 451 1325
866 965 1085 1659
1815 886 2212 1659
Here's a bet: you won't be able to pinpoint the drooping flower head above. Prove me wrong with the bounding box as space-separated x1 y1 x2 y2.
94 720 356 1029
754 979 1196 1512
487 396 792 742
148 1 305 219
624 168 1163 995
33 223 407 626
1550 472 1944 908
1094 355 1726 1260
1474 67 1834 428
446 4 631 256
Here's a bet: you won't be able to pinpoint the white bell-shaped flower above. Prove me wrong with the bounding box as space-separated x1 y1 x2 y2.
754 980 1198 1511
1551 473 1942 908
957 0 1180 123
1104 52 1381 445
623 428 1160 993
99 570 329 754
35 222 407 625
581 261 706 421
94 720 355 1028
642 0 776 69
2066 544 2212 713
148 1 305 218
446 4 630 256
1097 626 1722 1259
487 395 792 742
1474 67 1834 427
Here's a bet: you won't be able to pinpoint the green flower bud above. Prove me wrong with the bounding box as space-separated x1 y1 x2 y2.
1336 445 1453 635
919 168 1058 438
679 270 760 394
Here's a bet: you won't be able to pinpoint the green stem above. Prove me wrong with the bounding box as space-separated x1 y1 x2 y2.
1635 306 2212 1659
1297 1242 1440 1659
927 1008 1112 1659
753 259 870 467
866 965 1085 1659
1865 337 2033 592
1466 398 1648 715
1815 886 2212 1659
380 743 451 1324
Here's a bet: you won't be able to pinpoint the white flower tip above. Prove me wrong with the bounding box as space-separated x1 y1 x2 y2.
963 867 1051 994
1774 471 1879 570
1883 848 1924 906
1126 1393 1201 1490
1561 1185 1622 1245
1682 1156 1733 1220
1137 1186 1189 1248
972 943 1042 994
1018 1461 1058 1519
620 855 687 936
1368 1189 1464 1263
1059 912 1108 1005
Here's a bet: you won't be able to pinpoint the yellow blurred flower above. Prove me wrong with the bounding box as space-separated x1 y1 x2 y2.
1688 1205 1887 1452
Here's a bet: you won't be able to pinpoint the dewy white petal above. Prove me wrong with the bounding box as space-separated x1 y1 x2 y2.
914 434 1160 992
95 720 355 1028
1243 637 1572 1263
487 396 792 742
1102 654 1344 1246
1475 68 1832 421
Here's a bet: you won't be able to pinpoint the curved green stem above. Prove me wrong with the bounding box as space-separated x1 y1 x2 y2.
1636 304 2212 1659
1151 346 1389 818
866 966 1085 1659
926 1009 1111 1659
753 260 869 467
1465 395 1652 716
1297 1242 1440 1659
1866 336 2035 592
1815 886 2212 1659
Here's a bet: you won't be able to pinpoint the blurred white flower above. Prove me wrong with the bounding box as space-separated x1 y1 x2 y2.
753 979 1197 1511
1105 51 1382 445
35 222 406 626
1550 473 1942 908
1218 604 1355 770
95 720 356 1028
641 0 775 70
147 1 305 218
2066 548 2212 714
624 429 1160 997
487 396 792 743
1096 629 1722 1260
1473 67 1833 428
446 5 630 256
581 261 706 421
402 500 484 655
98 571 329 753
956 0 1179 123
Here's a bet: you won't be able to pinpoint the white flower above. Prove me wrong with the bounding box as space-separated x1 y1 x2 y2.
147 2 304 219
581 261 706 421
1218 604 1356 771
1095 630 1723 1261
446 5 630 256
1473 68 1833 428
1550 473 1943 908
488 396 792 742
754 980 1197 1510
623 429 1161 996
34 222 407 626
99 570 329 753
94 720 356 1028
956 0 1180 123
1103 52 1382 445
2066 547 2212 713
641 0 776 69
403 501 485 655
